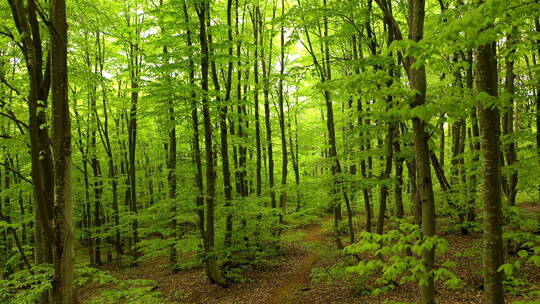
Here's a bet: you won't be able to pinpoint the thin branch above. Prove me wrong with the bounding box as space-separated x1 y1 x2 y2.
0 29 25 51
0 74 23 97
0 112 29 130
0 162 32 185
0 211 34 275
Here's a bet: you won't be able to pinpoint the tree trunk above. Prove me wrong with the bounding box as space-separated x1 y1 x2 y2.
50 0 75 301
476 39 505 304
261 5 277 212
408 1 436 302
205 0 234 250
127 13 141 264
394 127 404 218
253 5 262 200
503 34 518 206
439 123 445 171
278 0 288 226
466 50 479 224
536 17 540 202
376 122 394 234
197 0 227 286
183 0 206 254
166 44 178 270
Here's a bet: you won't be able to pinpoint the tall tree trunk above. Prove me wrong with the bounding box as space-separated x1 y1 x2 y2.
503 34 518 206
165 45 178 270
321 0 355 247
197 0 227 287
8 2 56 303
376 122 394 234
222 0 235 250
50 0 74 301
408 1 436 302
183 0 206 254
377 3 397 233
466 50 479 224
287 101 301 212
89 67 103 266
536 17 540 202
278 0 288 226
253 4 262 200
476 39 505 304
393 127 404 218
95 34 122 262
261 5 277 212
127 13 141 264
439 123 445 171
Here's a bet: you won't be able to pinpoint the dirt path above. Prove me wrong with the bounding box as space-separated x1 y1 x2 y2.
267 221 326 304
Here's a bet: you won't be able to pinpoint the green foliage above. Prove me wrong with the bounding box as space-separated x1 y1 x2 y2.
75 266 117 286
0 264 53 304
343 219 461 295
89 279 169 304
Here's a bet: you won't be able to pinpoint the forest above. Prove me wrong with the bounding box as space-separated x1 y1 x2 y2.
0 0 539 303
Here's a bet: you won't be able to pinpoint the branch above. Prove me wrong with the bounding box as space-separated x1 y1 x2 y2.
0 29 25 51
0 74 23 97
0 112 29 130
0 162 32 185
0 210 34 275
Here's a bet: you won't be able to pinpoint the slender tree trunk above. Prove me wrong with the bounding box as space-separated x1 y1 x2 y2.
127 15 141 264
439 123 445 171
183 0 206 253
206 0 234 250
503 34 518 206
50 0 75 301
394 127 404 218
261 5 277 212
164 44 178 269
536 17 540 202
377 4 397 232
288 101 301 212
197 0 227 286
476 39 505 304
89 72 103 266
466 50 479 224
253 4 262 200
376 122 394 234
278 0 288 225
408 1 436 302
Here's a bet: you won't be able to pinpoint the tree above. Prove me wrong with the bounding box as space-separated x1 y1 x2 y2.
476 33 505 304
50 0 75 301
196 0 227 287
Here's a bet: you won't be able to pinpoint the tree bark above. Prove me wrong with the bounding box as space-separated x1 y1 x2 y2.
261 5 277 212
126 10 141 264
476 39 505 304
197 0 227 286
182 0 206 254
503 34 518 206
278 0 288 226
408 1 436 302
50 0 75 301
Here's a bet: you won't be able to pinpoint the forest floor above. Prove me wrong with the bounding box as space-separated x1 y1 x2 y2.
78 207 540 304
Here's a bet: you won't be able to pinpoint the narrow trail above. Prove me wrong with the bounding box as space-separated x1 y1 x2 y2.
267 220 327 304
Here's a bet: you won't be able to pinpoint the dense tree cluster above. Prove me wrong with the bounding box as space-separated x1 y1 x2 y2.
0 0 539 303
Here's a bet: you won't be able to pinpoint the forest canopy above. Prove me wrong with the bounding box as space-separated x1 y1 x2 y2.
0 0 539 303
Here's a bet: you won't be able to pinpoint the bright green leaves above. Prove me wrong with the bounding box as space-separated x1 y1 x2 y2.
343 219 461 295
0 264 53 304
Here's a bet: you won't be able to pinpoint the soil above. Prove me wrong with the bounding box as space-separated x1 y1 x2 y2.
78 214 540 304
